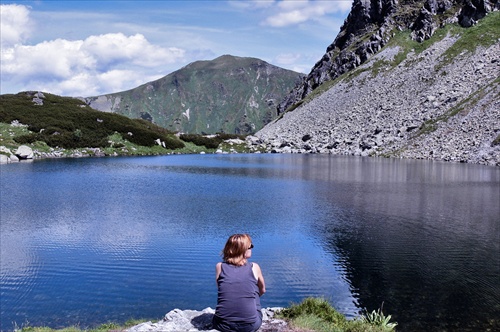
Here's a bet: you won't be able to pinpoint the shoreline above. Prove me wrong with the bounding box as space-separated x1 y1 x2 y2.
2 142 499 167
123 307 289 332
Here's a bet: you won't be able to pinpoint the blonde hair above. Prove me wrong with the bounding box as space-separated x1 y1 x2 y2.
222 234 252 266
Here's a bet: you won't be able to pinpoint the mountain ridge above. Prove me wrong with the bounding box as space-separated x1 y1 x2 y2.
86 55 304 135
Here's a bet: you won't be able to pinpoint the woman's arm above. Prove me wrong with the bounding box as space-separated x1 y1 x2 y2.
215 262 222 285
252 263 266 296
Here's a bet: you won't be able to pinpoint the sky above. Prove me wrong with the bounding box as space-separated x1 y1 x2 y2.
1 0 352 97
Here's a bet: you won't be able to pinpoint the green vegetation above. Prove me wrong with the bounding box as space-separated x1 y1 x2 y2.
279 297 397 332
417 77 496 138
0 92 184 151
375 10 500 74
179 133 245 149
439 11 500 67
0 92 256 159
15 318 149 332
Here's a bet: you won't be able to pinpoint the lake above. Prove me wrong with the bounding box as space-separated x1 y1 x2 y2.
1 154 499 331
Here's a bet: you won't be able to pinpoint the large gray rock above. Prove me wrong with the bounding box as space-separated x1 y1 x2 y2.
125 307 287 332
15 145 34 159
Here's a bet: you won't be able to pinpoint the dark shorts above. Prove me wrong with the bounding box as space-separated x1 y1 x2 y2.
212 310 263 332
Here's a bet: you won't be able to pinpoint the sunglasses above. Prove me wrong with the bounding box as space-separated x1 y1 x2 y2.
248 244 254 250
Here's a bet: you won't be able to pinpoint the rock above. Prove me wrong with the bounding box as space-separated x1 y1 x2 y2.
15 145 34 159
0 154 9 164
125 307 287 332
9 154 20 162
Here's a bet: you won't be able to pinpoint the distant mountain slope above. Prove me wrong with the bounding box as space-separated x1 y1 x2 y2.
250 1 499 166
86 55 304 135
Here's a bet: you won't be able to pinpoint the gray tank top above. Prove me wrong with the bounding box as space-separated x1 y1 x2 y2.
215 262 261 323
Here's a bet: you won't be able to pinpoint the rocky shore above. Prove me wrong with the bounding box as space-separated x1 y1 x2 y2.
246 38 500 167
125 307 292 332
0 145 114 164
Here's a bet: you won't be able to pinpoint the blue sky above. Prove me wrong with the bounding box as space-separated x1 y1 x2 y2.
1 0 352 97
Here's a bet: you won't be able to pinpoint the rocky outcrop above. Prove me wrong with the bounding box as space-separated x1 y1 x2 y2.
0 145 32 163
249 31 500 166
277 0 499 115
15 145 34 159
125 307 289 332
32 91 45 105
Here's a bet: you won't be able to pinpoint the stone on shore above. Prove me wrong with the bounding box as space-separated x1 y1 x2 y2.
125 307 288 332
0 154 9 164
15 145 34 159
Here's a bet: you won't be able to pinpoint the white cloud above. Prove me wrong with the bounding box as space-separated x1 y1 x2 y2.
0 4 186 96
3 39 93 79
0 4 32 48
275 52 303 66
274 52 319 74
228 0 276 10
263 0 352 27
82 33 185 69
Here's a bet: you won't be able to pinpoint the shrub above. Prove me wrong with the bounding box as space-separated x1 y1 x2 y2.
360 307 397 331
278 297 398 332
216 132 246 140
179 134 222 149
280 297 347 327
1 92 184 151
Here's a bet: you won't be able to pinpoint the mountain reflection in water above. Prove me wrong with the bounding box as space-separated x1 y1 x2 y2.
0 154 498 332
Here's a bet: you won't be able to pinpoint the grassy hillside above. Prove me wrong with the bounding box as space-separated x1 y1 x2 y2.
0 92 184 151
86 55 304 135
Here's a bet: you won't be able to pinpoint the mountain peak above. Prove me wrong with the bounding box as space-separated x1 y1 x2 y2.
86 56 304 135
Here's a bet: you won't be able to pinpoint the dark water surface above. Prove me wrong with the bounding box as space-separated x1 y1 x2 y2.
1 154 499 331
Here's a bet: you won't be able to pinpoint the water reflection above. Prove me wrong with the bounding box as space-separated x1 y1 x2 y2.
300 156 500 331
1 155 498 331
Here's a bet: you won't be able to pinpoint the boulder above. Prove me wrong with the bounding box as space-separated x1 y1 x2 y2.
9 154 19 162
0 154 9 164
15 145 34 159
125 307 287 332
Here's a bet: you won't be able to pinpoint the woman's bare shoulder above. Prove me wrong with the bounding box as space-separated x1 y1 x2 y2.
251 262 262 270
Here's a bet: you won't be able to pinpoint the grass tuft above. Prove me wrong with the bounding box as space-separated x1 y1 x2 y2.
278 297 397 332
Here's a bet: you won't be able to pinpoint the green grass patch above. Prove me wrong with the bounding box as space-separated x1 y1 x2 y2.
16 318 151 332
278 297 397 332
416 81 493 138
438 11 500 67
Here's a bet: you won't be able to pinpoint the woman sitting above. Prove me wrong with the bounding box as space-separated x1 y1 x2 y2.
212 233 266 332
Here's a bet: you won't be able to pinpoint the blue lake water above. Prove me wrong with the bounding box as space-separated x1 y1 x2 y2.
1 154 499 331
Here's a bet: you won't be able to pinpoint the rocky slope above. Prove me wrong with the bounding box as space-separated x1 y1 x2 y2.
277 0 499 114
86 55 304 135
249 0 499 166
